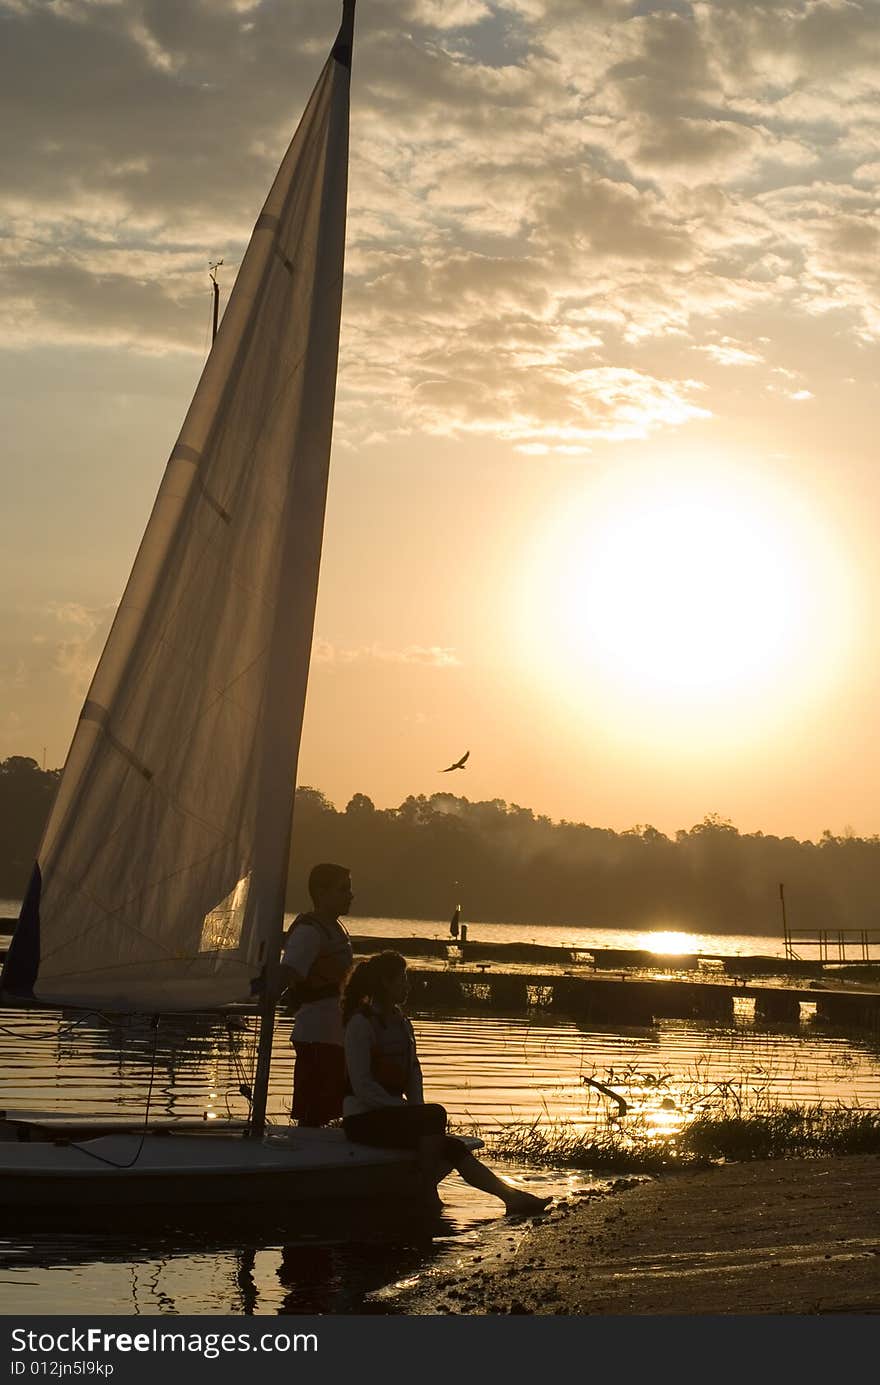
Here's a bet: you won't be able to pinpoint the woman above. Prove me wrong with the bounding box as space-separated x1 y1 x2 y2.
342 951 550 1215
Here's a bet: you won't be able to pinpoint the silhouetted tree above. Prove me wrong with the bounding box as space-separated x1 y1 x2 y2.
0 757 61 896
3 768 879 938
284 790 880 934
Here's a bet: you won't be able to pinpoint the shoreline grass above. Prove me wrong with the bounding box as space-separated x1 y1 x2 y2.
457 1103 880 1173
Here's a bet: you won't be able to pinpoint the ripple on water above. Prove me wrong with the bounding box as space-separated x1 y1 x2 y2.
0 1006 878 1312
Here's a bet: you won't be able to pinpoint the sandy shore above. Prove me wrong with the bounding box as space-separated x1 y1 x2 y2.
393 1156 880 1314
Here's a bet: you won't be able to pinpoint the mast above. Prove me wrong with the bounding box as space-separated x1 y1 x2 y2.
248 0 356 1140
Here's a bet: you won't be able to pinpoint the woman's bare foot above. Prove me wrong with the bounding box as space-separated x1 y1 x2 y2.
422 1184 443 1212
504 1190 551 1216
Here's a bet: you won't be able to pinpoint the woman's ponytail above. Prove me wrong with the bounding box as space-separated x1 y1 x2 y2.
341 958 374 1025
341 951 406 1025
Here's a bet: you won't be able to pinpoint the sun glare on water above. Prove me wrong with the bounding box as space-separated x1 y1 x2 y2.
517 459 855 749
639 931 694 955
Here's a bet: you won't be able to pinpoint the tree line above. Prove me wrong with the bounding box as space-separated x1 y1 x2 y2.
287 788 879 936
2 756 878 935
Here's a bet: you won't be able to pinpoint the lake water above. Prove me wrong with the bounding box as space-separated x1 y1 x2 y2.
2 1002 879 1314
350 916 786 957
1 902 787 960
1 907 877 1313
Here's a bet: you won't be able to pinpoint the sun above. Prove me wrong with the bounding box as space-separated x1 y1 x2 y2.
516 458 855 747
572 481 800 698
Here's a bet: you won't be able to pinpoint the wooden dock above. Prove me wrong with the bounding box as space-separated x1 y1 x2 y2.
347 935 880 1031
402 965 880 1031
2 920 878 1031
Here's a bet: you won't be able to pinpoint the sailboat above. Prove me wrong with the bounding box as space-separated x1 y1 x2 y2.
0 1 477 1215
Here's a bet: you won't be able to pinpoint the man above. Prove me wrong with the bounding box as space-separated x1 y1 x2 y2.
278 862 355 1126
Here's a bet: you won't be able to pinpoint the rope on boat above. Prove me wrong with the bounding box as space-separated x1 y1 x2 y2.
4 1008 274 1147
0 1009 117 1039
223 1012 282 1132
225 1015 258 1121
67 1015 161 1169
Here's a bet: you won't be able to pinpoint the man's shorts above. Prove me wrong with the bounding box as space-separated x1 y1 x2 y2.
291 1041 346 1126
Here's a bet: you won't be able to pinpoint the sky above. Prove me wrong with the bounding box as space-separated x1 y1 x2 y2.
1 0 879 841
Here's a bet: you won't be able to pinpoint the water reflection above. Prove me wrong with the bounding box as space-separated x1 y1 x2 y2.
350 916 789 959
272 1211 445 1315
0 1166 573 1314
1 1006 879 1312
4 1008 880 1138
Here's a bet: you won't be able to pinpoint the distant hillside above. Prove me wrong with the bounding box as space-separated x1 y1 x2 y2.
3 758 878 934
285 788 879 936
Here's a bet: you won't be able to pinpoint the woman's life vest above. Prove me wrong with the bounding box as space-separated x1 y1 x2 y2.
282 913 353 1007
350 1006 415 1097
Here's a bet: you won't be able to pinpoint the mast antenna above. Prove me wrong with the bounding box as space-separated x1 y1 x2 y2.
209 260 223 344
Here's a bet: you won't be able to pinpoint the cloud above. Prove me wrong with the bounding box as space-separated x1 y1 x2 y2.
313 641 461 668
398 357 710 452
0 603 111 687
48 602 115 693
698 339 764 367
0 602 114 753
2 0 878 450
404 0 492 27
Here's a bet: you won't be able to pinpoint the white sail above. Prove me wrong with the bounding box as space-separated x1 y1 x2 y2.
3 9 355 1010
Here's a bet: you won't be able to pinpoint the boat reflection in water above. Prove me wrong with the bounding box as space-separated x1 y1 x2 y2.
0 1174 567 1314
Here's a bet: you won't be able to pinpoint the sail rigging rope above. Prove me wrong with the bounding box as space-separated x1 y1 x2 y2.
225 1011 279 1131
226 1014 257 1105
66 1015 162 1170
0 1008 119 1039
1 1008 270 1133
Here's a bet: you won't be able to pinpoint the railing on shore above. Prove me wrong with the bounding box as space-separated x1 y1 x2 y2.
783 926 880 963
778 881 880 963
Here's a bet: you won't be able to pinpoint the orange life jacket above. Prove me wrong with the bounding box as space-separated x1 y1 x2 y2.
350 1006 415 1097
283 912 353 1006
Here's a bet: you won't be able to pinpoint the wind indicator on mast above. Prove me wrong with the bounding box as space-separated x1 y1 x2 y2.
209 260 223 344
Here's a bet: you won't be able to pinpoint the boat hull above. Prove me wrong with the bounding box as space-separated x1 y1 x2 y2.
0 1127 480 1215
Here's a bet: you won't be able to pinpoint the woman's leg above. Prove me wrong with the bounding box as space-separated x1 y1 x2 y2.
344 1106 449 1205
344 1105 443 1149
451 1148 550 1214
344 1107 550 1214
424 1120 551 1214
410 1105 452 1187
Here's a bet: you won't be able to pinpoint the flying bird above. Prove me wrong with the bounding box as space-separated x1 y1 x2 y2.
440 750 470 772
